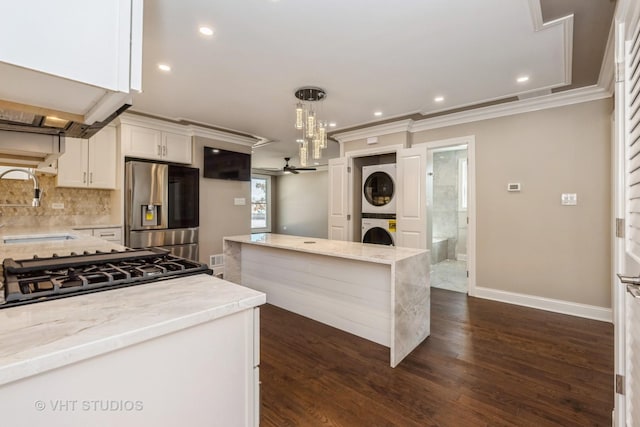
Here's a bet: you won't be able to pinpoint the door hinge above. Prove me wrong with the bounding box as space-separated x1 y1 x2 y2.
467 217 469 225
466 271 469 278
615 61 624 83
347 166 351 173
347 214 351 221
616 218 625 238
616 374 625 395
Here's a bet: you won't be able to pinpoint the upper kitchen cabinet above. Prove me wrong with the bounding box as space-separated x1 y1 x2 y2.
0 0 143 133
120 123 192 165
56 126 117 189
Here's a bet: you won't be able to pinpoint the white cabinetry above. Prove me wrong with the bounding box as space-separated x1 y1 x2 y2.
56 127 117 189
73 227 122 244
121 124 192 164
0 0 143 123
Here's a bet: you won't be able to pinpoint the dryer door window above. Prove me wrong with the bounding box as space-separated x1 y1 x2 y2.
363 172 394 207
363 227 394 246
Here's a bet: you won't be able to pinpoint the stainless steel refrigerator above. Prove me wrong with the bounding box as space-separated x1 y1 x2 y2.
125 161 200 261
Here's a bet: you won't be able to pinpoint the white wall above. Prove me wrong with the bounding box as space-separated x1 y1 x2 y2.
275 171 328 239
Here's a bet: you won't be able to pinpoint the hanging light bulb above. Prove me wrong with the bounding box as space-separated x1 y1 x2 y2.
318 122 327 149
313 135 321 160
306 110 316 138
295 102 304 129
299 140 309 166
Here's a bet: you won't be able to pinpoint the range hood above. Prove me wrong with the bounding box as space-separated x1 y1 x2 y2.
0 100 131 139
0 130 64 169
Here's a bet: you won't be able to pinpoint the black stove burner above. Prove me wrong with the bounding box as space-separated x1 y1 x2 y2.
2 248 212 308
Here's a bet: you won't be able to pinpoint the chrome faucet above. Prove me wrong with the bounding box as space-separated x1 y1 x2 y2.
0 168 41 207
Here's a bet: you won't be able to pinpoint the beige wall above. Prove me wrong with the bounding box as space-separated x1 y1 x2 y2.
275 170 328 239
338 99 612 308
193 136 251 263
411 99 612 307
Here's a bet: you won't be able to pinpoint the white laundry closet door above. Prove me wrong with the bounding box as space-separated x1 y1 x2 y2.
396 146 427 249
328 157 349 241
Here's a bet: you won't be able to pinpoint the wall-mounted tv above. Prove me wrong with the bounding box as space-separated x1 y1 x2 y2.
203 146 251 181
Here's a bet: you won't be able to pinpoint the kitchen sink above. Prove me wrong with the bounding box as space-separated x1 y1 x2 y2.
1 233 78 244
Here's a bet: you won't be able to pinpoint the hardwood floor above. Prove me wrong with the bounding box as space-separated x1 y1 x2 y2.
259 288 614 427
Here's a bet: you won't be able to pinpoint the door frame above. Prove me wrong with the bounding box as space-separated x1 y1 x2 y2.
343 144 406 242
413 136 477 296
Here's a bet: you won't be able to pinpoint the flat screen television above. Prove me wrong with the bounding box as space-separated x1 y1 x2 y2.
203 146 251 181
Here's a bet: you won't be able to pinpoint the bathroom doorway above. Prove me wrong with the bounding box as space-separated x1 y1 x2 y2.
417 135 477 295
428 144 467 292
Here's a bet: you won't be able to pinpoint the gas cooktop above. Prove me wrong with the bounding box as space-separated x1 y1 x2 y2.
1 247 212 308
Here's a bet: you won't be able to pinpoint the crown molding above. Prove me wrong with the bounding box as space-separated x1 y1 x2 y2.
410 85 611 133
527 0 573 85
117 112 189 134
116 112 258 146
188 126 257 147
332 85 611 142
332 119 414 143
598 17 615 95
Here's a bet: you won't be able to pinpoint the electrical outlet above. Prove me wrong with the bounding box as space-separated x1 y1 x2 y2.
561 193 577 206
51 202 64 209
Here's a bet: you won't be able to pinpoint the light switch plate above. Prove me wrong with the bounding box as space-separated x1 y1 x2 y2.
234 197 246 206
561 193 577 206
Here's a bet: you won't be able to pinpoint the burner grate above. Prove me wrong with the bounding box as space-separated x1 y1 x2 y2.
2 248 212 307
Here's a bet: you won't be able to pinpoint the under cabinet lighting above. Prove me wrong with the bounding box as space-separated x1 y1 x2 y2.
158 64 171 72
329 122 337 127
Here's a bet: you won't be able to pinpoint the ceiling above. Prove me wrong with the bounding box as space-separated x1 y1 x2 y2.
131 0 615 170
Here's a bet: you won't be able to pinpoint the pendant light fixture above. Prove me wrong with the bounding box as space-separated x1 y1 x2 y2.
294 87 328 166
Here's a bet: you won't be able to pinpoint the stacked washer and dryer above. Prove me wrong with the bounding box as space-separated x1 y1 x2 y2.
361 163 397 246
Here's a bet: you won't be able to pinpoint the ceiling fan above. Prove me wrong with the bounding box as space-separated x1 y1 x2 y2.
282 157 316 174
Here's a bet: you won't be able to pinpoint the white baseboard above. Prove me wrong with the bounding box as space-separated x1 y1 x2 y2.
456 253 467 261
473 286 612 322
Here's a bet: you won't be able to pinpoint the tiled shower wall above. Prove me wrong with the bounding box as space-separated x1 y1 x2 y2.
0 174 112 227
432 148 467 260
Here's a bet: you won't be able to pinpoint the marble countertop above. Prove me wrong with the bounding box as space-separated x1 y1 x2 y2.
224 233 428 264
0 274 266 386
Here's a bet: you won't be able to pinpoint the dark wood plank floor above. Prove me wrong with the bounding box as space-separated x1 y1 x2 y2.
259 288 614 427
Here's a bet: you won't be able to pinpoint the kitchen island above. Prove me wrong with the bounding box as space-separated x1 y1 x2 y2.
0 230 265 427
223 233 430 367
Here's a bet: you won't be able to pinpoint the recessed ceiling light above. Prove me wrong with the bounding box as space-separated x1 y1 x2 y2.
296 139 304 143
434 96 444 102
158 63 171 72
329 122 337 127
517 76 529 83
374 111 383 117
314 162 320 166
199 26 214 36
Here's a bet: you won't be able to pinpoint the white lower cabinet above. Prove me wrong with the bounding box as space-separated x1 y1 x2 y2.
74 227 122 244
56 126 117 189
0 307 261 427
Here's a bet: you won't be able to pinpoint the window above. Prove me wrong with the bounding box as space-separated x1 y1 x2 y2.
251 175 271 233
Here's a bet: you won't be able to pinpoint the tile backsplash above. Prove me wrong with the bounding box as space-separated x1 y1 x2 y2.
0 174 113 227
